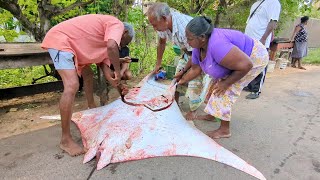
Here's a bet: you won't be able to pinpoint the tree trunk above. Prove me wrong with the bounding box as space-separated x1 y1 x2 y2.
37 0 50 41
214 11 221 27
214 0 227 27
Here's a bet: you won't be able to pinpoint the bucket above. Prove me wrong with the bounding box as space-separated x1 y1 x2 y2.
267 61 276 73
173 45 181 55
165 65 176 79
278 58 289 70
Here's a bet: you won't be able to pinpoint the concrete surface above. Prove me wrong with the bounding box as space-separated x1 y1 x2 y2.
1 66 320 180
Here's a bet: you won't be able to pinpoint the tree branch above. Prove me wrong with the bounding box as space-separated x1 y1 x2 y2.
50 0 95 17
197 0 215 14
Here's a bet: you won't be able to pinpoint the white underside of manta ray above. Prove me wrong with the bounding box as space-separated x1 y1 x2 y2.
70 75 266 180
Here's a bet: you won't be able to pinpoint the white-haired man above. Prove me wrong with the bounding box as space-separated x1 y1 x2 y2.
42 14 134 156
147 3 212 121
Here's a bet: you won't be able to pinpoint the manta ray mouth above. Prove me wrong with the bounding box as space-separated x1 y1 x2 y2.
119 78 177 112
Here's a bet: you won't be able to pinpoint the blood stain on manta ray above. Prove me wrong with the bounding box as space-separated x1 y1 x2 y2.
126 127 142 149
163 144 177 156
134 107 144 117
70 75 267 180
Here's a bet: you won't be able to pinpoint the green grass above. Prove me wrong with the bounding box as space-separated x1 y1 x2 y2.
303 48 320 64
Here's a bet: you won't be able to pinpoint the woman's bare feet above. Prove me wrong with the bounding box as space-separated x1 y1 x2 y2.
291 64 296 68
298 66 306 70
207 128 231 139
185 111 216 121
60 138 85 156
196 114 216 121
185 111 197 121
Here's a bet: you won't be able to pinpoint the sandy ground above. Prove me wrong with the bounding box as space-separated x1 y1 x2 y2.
0 65 319 180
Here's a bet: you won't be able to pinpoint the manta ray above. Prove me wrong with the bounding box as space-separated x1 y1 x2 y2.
70 75 266 180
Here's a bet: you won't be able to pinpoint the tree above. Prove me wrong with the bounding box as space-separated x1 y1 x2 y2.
0 8 20 41
157 0 215 15
0 0 95 41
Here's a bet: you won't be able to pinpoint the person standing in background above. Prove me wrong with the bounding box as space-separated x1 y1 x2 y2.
244 0 281 99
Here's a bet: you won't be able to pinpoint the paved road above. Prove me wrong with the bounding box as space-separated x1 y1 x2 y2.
1 66 319 180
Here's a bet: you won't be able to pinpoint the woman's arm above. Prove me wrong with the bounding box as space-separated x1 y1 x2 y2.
211 46 253 96
219 46 253 86
178 64 202 85
290 25 301 41
173 55 192 81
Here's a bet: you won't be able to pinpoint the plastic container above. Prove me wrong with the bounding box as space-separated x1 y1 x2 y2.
278 58 289 70
155 71 166 81
267 61 276 73
165 65 176 79
173 45 181 55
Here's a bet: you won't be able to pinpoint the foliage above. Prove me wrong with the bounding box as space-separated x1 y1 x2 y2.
0 0 95 41
299 4 320 19
216 0 250 30
85 0 113 14
0 9 15 26
0 65 57 88
303 48 320 64
0 29 19 42
126 7 176 76
50 0 113 25
0 9 19 41
17 0 38 23
158 0 214 14
50 0 85 25
276 0 302 34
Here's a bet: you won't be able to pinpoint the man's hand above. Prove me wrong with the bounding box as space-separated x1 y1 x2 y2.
120 56 131 63
120 84 129 95
117 83 129 95
152 64 161 74
109 78 119 87
260 38 266 46
101 64 119 87
109 71 121 87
